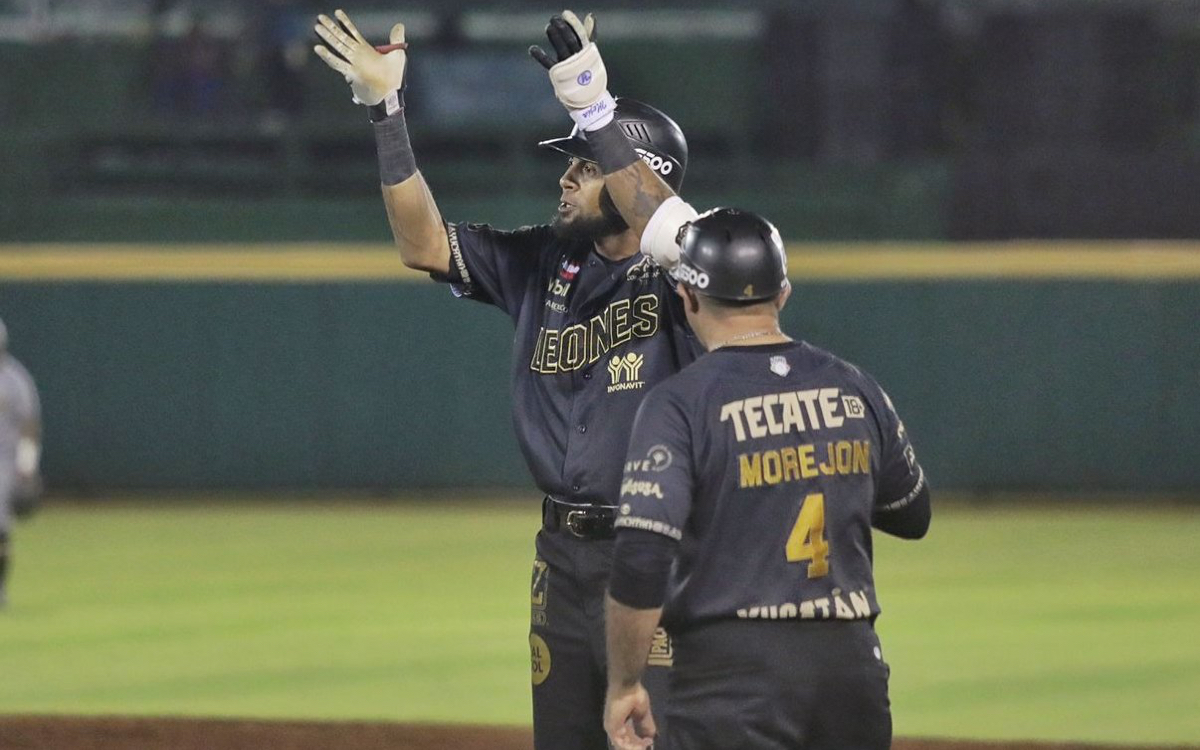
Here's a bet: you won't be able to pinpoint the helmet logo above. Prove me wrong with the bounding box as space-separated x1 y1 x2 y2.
634 148 674 177
577 70 593 86
676 263 710 289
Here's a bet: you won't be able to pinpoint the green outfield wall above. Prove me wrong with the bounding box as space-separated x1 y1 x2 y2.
1 244 1198 492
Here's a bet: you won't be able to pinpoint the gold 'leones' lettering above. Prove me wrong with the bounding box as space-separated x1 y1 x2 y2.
530 294 660 373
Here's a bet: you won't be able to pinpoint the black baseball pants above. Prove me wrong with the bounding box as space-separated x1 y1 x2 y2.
665 619 892 749
530 525 675 750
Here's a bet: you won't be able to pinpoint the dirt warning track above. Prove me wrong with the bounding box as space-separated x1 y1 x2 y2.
0 716 1195 750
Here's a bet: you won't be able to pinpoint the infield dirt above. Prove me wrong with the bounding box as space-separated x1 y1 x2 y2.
0 717 1195 750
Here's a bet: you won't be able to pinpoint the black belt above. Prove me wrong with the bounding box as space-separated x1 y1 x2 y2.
543 496 618 540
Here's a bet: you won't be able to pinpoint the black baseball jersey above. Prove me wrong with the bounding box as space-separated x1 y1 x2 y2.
615 340 927 628
438 221 701 504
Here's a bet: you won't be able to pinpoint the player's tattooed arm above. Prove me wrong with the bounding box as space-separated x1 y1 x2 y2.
589 123 695 268
604 160 676 238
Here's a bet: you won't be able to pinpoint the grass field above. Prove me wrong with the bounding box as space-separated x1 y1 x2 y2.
1 495 1197 746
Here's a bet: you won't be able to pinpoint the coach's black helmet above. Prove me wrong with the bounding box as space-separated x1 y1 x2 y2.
538 98 688 191
675 208 788 302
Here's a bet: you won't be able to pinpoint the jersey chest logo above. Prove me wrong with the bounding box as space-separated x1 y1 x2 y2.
544 258 585 313
625 256 663 282
559 258 581 281
548 261 579 298
606 352 646 393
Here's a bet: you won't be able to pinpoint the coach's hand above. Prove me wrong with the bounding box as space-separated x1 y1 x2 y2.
314 10 406 110
604 682 656 750
530 10 615 131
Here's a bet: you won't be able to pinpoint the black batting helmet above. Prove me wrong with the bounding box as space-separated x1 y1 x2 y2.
538 98 688 191
674 208 788 302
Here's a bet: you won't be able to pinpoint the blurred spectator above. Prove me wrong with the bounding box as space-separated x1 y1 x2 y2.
886 0 952 156
253 0 310 127
150 8 230 117
0 317 42 609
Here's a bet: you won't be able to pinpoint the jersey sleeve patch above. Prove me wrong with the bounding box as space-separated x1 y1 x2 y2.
614 512 683 541
445 222 477 297
877 466 926 512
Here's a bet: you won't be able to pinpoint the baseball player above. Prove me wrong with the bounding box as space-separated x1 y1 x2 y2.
603 209 932 750
0 317 43 609
312 10 699 748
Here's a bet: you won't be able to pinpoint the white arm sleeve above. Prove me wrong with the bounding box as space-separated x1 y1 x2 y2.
639 196 699 270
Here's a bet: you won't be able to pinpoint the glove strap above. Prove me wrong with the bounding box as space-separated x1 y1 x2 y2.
373 107 417 186
568 90 617 132
368 87 405 123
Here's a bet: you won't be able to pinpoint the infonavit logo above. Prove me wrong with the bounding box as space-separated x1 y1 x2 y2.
606 352 646 393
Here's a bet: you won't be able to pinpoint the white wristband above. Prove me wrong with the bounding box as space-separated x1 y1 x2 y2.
568 91 617 132
640 196 699 269
16 437 40 475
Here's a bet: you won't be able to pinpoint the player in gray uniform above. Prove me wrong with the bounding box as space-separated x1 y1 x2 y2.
0 317 43 609
603 209 932 750
312 10 699 748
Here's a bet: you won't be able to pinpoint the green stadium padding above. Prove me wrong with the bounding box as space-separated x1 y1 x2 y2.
2 277 1197 492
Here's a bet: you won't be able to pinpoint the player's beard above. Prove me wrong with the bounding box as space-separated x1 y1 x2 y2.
551 187 629 242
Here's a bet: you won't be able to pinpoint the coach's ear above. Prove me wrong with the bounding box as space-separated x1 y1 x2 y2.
775 280 792 312
677 283 701 314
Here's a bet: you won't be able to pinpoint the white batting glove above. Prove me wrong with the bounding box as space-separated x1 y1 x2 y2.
314 10 407 113
530 10 615 131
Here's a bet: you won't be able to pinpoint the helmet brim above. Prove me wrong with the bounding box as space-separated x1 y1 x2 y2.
538 135 596 163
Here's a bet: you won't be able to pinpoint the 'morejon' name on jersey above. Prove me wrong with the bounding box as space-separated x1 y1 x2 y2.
530 294 660 373
738 440 871 488
720 388 866 442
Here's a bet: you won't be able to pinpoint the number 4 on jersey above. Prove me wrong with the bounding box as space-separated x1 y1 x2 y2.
786 493 830 578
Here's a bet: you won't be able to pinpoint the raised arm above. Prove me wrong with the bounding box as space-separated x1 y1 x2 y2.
380 172 450 276
531 11 698 268
314 11 450 276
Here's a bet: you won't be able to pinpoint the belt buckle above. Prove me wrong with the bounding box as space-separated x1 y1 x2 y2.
565 509 590 538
